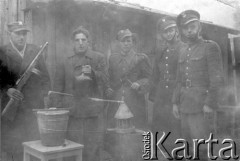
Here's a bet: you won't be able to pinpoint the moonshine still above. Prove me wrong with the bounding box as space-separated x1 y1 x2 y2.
90 92 144 160
114 98 135 134
90 95 136 132
98 89 144 161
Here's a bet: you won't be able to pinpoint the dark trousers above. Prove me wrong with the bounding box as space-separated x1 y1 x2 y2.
65 114 104 161
2 108 39 161
180 112 209 161
152 84 181 154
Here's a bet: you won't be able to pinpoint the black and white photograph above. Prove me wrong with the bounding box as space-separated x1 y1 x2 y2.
0 0 240 161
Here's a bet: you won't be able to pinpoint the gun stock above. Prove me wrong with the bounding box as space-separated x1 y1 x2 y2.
2 98 19 121
1 42 48 121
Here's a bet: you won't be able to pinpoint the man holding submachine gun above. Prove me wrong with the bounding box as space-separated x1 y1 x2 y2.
1 21 50 161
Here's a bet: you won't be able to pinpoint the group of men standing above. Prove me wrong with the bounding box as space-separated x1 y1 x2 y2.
150 10 223 161
0 9 223 161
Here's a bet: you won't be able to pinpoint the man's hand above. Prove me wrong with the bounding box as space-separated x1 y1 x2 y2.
173 104 180 119
106 88 114 98
75 65 92 81
131 82 140 90
44 96 50 108
203 105 213 113
7 88 24 101
75 74 91 81
82 65 92 74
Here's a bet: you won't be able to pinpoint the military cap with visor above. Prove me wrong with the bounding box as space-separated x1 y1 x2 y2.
157 16 177 31
117 29 136 41
7 21 30 33
176 10 200 27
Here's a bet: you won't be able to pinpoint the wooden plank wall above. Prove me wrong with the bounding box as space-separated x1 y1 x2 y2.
202 23 239 105
2 0 239 105
0 0 28 45
29 0 160 88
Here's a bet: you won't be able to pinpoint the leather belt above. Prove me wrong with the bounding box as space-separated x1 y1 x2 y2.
163 73 176 81
181 79 208 88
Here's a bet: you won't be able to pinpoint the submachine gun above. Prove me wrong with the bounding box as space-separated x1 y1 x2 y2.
2 42 49 121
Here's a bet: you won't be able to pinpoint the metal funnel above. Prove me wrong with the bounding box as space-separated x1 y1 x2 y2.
114 102 134 119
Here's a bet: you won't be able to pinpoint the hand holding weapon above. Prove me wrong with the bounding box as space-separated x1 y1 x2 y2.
2 42 49 121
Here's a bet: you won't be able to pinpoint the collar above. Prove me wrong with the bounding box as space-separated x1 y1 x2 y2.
187 37 203 48
120 49 135 58
68 48 93 59
10 40 26 58
10 40 27 58
167 39 180 49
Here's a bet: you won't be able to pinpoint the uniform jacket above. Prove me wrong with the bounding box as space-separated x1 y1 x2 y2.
149 41 183 102
0 48 16 92
1 43 50 154
172 38 224 113
149 41 182 140
53 49 108 118
1 43 50 110
108 49 152 128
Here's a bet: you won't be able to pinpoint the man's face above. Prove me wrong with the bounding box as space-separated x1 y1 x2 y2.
181 21 201 42
10 31 27 48
120 36 133 54
162 27 177 42
74 33 89 54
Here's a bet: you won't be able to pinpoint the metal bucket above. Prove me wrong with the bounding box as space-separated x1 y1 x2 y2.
37 109 69 147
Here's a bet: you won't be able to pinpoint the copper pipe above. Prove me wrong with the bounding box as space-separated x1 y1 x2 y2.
89 97 124 103
48 91 74 97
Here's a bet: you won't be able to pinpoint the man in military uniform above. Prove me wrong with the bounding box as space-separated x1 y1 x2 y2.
149 16 182 155
53 26 109 161
1 21 50 161
172 10 224 160
107 29 152 130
